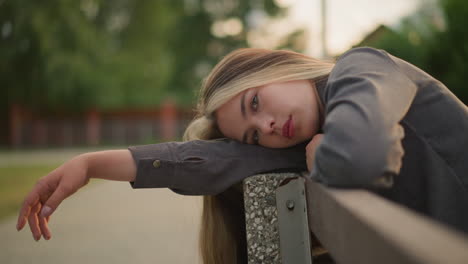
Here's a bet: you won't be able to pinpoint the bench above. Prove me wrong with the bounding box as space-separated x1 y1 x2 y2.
243 173 468 264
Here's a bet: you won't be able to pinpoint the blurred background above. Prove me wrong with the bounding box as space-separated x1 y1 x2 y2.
1 0 467 263
1 0 467 149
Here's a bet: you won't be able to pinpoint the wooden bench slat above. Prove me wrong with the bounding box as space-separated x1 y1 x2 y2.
305 179 468 264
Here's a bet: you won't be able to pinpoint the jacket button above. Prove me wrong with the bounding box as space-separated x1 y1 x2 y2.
152 160 161 168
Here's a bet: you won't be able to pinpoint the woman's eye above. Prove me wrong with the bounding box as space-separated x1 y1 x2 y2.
251 94 259 111
253 130 259 145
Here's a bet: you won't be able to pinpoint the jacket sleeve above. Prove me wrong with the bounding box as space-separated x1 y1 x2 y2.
310 47 417 188
128 138 307 195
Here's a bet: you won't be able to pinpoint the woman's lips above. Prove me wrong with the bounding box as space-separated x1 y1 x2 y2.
282 116 294 139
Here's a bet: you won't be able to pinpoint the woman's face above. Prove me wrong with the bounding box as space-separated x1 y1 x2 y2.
216 80 322 148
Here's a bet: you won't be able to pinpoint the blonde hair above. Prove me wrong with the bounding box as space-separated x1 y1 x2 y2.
183 48 334 264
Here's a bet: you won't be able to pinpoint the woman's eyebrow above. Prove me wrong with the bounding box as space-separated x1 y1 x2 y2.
241 92 248 143
241 92 247 119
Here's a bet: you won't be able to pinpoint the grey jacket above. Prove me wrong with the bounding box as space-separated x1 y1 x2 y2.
129 47 468 234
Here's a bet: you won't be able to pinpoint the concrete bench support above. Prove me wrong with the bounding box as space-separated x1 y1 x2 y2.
243 173 300 263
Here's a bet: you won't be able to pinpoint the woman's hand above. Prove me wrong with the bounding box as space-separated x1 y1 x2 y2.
306 133 324 172
16 154 91 241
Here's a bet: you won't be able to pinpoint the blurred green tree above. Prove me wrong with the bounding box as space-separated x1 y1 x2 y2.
0 0 299 112
426 0 468 103
355 0 468 104
164 0 288 105
0 0 178 111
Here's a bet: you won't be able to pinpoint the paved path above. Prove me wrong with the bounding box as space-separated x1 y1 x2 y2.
1 181 202 264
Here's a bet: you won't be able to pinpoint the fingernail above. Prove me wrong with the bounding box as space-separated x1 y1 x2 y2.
40 206 52 218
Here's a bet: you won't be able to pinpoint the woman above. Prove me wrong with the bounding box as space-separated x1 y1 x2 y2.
16 47 468 264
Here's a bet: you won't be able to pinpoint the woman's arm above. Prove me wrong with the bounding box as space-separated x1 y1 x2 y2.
310 47 417 187
16 150 136 241
128 139 307 195
17 140 307 241
85 150 136 182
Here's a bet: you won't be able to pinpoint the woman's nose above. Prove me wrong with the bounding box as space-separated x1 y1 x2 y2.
258 117 275 135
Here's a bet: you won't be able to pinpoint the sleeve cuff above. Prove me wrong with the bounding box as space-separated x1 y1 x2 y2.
127 143 177 189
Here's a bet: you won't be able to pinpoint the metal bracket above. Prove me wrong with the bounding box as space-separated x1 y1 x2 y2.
276 178 313 264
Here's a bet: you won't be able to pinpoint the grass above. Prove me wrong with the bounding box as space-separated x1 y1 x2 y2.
0 164 61 221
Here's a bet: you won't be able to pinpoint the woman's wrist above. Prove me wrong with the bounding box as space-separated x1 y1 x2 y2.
75 152 92 182
81 150 136 182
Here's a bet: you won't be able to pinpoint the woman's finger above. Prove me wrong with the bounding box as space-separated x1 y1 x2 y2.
17 200 32 231
40 184 74 218
305 133 324 171
17 166 61 235
39 214 51 240
17 191 40 231
17 175 55 231
37 182 54 240
27 202 42 241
